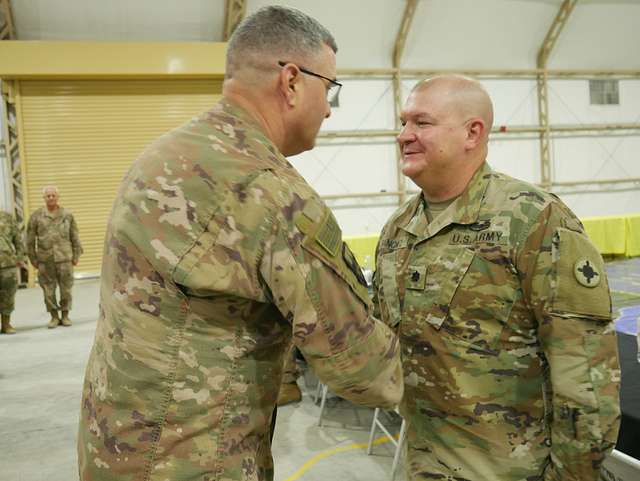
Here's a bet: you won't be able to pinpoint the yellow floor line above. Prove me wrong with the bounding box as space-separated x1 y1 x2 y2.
281 435 394 481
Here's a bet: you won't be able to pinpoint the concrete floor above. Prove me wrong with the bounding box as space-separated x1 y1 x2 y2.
0 279 404 481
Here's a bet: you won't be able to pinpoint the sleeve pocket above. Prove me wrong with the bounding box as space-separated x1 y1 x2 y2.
552 228 611 319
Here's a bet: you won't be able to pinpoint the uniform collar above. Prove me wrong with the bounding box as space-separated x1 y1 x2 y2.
44 207 63 218
217 97 291 169
219 97 265 132
400 162 492 239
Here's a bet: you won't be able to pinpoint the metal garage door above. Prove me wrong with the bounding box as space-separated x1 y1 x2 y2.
18 79 222 275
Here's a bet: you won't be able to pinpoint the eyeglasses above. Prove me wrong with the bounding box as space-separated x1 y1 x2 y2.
278 61 342 106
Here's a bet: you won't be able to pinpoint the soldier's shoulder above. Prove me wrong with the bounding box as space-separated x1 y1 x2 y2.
29 207 45 219
487 171 554 208
488 171 584 234
248 168 322 218
59 207 75 218
486 171 563 220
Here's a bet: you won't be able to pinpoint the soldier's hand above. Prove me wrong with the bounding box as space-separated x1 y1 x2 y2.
31 261 38 269
73 259 78 266
16 261 25 269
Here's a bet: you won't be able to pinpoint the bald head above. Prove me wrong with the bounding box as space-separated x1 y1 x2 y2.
412 75 494 143
397 75 495 200
42 185 60 211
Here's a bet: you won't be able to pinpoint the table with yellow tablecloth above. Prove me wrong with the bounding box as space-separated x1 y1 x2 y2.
582 214 640 257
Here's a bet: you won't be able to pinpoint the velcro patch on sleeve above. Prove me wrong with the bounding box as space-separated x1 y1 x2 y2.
552 228 611 319
295 201 369 306
315 210 341 257
294 201 342 257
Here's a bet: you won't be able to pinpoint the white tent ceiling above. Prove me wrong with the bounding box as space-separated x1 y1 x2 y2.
9 0 640 71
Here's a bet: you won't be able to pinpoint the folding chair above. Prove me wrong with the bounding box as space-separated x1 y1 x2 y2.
314 382 330 426
366 407 406 481
600 449 640 481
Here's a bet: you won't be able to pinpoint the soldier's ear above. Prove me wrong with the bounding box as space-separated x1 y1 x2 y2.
465 118 486 149
278 63 301 108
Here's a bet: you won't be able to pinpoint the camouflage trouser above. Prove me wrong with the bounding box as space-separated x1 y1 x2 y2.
37 260 74 312
282 342 301 384
0 267 18 315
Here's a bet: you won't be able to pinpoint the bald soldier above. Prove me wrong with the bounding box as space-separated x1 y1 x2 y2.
27 186 82 328
78 6 402 481
373 75 620 481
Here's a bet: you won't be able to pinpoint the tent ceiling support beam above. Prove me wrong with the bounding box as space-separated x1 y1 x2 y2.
1 81 23 227
537 0 578 188
223 0 245 41
1 80 27 285
318 122 640 139
538 0 578 67
391 0 417 206
320 177 640 202
0 0 16 40
337 69 640 79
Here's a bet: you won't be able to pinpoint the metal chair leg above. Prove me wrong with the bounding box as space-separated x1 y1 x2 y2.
313 381 323 404
390 418 407 481
317 383 329 426
367 407 381 454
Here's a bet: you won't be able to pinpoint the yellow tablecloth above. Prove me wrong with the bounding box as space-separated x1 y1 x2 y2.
345 213 640 263
343 235 378 268
582 214 640 257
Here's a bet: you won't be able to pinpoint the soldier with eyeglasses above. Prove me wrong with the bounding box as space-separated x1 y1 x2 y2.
78 6 402 481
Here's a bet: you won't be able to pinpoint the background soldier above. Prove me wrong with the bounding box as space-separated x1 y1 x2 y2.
78 6 402 481
27 186 82 328
0 210 25 334
374 75 620 481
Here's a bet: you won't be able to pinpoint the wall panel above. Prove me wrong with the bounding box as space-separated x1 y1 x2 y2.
19 79 222 275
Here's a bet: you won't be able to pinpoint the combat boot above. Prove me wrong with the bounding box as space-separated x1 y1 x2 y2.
277 382 302 406
60 310 72 327
1 314 16 334
48 311 60 329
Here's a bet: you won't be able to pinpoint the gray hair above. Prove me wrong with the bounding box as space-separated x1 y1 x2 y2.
226 6 337 79
42 185 59 195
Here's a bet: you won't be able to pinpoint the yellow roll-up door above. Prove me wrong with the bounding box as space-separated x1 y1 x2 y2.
19 79 222 276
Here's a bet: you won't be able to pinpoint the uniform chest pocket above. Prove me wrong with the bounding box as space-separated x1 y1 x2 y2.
445 252 517 352
402 248 516 353
58 218 71 237
401 248 474 339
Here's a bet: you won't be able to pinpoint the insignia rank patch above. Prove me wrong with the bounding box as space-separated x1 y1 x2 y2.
405 265 426 290
574 258 601 287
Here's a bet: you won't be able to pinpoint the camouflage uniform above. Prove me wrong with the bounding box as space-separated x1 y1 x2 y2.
281 343 301 384
27 207 82 312
0 211 24 315
78 99 403 481
373 163 620 481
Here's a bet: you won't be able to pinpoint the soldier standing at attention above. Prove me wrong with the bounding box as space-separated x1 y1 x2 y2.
0 210 25 334
78 6 402 481
27 186 82 328
373 75 620 481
